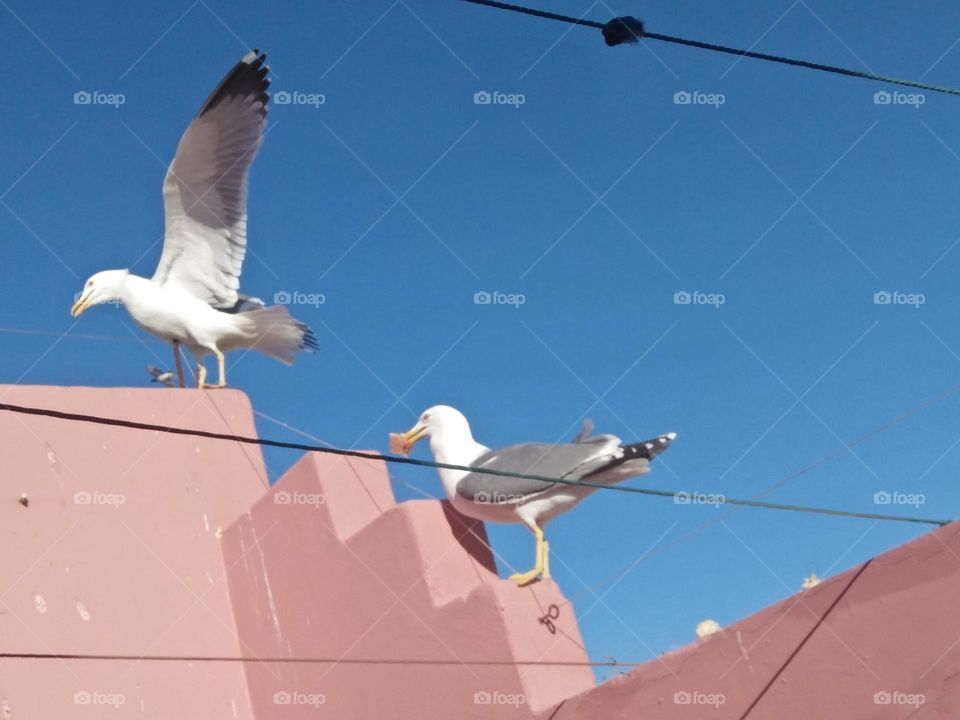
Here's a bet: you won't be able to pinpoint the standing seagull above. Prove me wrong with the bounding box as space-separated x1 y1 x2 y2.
392 406 675 586
70 50 317 388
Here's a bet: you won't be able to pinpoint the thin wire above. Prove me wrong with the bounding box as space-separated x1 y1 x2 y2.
0 327 144 344
0 651 641 667
559 381 960 608
461 0 603 28
0 400 950 527
459 0 960 97
738 559 873 719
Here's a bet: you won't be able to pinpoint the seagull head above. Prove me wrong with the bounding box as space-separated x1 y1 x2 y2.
392 405 473 455
71 270 129 317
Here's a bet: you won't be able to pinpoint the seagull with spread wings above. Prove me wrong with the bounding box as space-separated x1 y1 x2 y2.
392 406 676 586
71 50 316 388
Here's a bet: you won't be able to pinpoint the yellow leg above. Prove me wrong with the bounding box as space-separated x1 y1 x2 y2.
509 525 547 586
542 539 551 580
214 349 226 388
197 350 227 389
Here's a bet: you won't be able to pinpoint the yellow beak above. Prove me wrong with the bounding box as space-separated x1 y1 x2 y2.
389 424 426 455
70 294 89 318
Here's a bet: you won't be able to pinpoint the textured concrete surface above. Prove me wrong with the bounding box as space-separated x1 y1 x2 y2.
0 385 267 718
0 386 594 718
543 521 960 720
222 450 595 718
5 385 958 718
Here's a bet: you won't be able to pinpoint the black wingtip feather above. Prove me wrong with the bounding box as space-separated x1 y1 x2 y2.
196 49 270 120
298 323 319 353
621 432 676 460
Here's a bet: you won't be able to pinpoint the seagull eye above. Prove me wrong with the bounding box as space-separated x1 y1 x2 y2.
422 414 431 423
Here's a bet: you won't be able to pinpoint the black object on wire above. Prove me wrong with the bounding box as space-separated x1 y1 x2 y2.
459 0 960 97
0 401 950 527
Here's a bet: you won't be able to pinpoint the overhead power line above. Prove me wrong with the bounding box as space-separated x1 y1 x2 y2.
0 651 641 667
0 400 949 527
459 0 960 97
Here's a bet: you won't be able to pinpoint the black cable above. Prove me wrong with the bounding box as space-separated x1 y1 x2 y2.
737 559 873 719
0 401 950 527
459 0 960 97
0 651 639 667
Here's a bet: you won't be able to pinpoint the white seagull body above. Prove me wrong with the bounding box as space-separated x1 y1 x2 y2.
394 405 676 585
71 50 316 388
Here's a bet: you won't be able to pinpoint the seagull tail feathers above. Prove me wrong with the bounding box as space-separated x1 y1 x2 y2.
620 432 676 461
239 305 317 364
582 432 676 483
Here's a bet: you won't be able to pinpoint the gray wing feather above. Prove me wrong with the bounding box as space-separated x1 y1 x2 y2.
456 441 616 505
571 419 594 443
154 51 269 308
570 418 621 446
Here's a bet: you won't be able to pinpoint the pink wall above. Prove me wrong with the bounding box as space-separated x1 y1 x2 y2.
0 386 267 718
3 385 957 718
544 521 960 719
0 387 593 718
222 450 595 718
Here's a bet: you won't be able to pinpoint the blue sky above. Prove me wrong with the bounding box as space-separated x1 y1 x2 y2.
3 0 960 680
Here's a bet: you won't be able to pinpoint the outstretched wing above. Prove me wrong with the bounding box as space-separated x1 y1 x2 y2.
153 50 269 308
